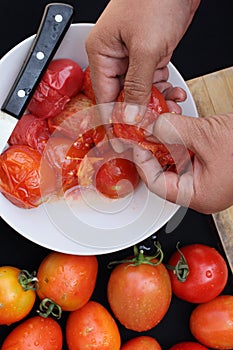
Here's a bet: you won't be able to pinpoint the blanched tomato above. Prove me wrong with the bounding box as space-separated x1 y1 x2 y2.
0 266 36 325
81 66 96 103
167 243 228 303
27 58 84 119
0 144 56 208
169 342 208 350
66 301 121 350
1 316 63 350
121 336 162 350
190 295 233 349
37 252 98 312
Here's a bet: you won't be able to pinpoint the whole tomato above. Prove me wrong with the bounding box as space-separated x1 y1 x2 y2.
121 336 162 350
0 144 57 208
1 316 63 350
167 243 228 303
107 245 172 332
169 342 209 350
66 301 121 350
0 266 37 325
37 252 98 313
190 295 233 349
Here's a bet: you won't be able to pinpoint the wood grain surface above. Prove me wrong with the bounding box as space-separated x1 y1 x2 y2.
186 67 233 271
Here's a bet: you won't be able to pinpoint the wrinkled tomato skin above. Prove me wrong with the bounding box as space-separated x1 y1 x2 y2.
107 258 172 332
121 336 162 350
81 66 96 103
1 316 63 350
96 156 140 199
190 295 233 349
37 252 98 311
66 301 121 350
0 266 36 326
168 243 228 303
0 145 56 208
169 342 208 350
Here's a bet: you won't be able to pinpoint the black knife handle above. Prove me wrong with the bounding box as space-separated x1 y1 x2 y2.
1 3 74 119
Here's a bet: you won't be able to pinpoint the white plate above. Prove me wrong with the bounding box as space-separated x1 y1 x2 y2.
0 23 197 255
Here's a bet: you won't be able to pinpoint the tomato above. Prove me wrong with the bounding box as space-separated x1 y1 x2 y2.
0 145 57 208
95 151 140 198
27 58 84 119
121 336 162 350
8 113 51 153
190 295 233 349
81 66 96 103
169 342 209 350
112 86 193 172
0 266 36 325
37 252 98 312
48 92 96 139
1 316 63 350
66 301 121 350
107 246 172 332
167 243 228 303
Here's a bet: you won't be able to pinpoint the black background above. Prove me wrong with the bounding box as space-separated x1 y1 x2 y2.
0 0 233 348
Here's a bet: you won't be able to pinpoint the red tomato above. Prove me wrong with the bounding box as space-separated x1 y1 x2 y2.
113 86 193 172
66 301 121 350
81 66 96 103
190 295 233 349
107 248 172 331
8 113 51 153
169 342 208 350
0 145 57 208
121 336 162 350
37 252 98 312
0 266 36 325
95 155 140 199
167 243 228 303
1 316 63 350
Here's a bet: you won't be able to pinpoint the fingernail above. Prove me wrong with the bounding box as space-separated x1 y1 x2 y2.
124 104 141 124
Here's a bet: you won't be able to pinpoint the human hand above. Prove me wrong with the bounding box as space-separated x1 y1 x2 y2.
133 112 233 214
86 0 200 106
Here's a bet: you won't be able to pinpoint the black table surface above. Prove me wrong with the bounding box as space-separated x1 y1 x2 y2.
0 0 233 348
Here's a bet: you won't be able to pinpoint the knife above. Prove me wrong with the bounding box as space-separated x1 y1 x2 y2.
0 2 74 152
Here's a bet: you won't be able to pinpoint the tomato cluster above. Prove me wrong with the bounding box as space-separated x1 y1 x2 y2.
0 241 232 349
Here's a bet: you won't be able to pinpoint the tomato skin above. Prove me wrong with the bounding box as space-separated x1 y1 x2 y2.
1 316 63 350
169 342 208 350
96 156 140 199
81 66 96 103
107 258 172 332
121 336 162 350
190 295 233 349
0 145 56 208
37 252 98 311
66 301 121 350
0 266 36 325
168 243 228 303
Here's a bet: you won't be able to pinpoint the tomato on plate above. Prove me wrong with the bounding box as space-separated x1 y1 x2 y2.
8 113 51 153
121 336 162 350
95 153 140 199
37 252 98 312
0 266 37 325
1 316 63 350
169 342 209 350
66 301 121 350
167 243 228 303
0 144 57 208
190 295 233 349
27 58 84 119
107 246 172 332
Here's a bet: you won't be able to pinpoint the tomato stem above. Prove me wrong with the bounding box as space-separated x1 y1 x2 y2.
108 242 164 268
166 242 189 282
18 269 39 291
37 298 62 319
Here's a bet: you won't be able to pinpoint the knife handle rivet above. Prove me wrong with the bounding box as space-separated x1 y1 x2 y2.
55 14 63 23
17 90 26 98
36 51 45 60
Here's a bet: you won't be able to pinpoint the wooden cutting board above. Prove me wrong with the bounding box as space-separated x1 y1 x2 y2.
186 66 233 271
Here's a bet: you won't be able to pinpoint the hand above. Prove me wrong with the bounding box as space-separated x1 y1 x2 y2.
86 0 200 105
133 112 233 214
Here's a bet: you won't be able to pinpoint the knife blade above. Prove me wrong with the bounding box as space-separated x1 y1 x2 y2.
0 2 74 151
